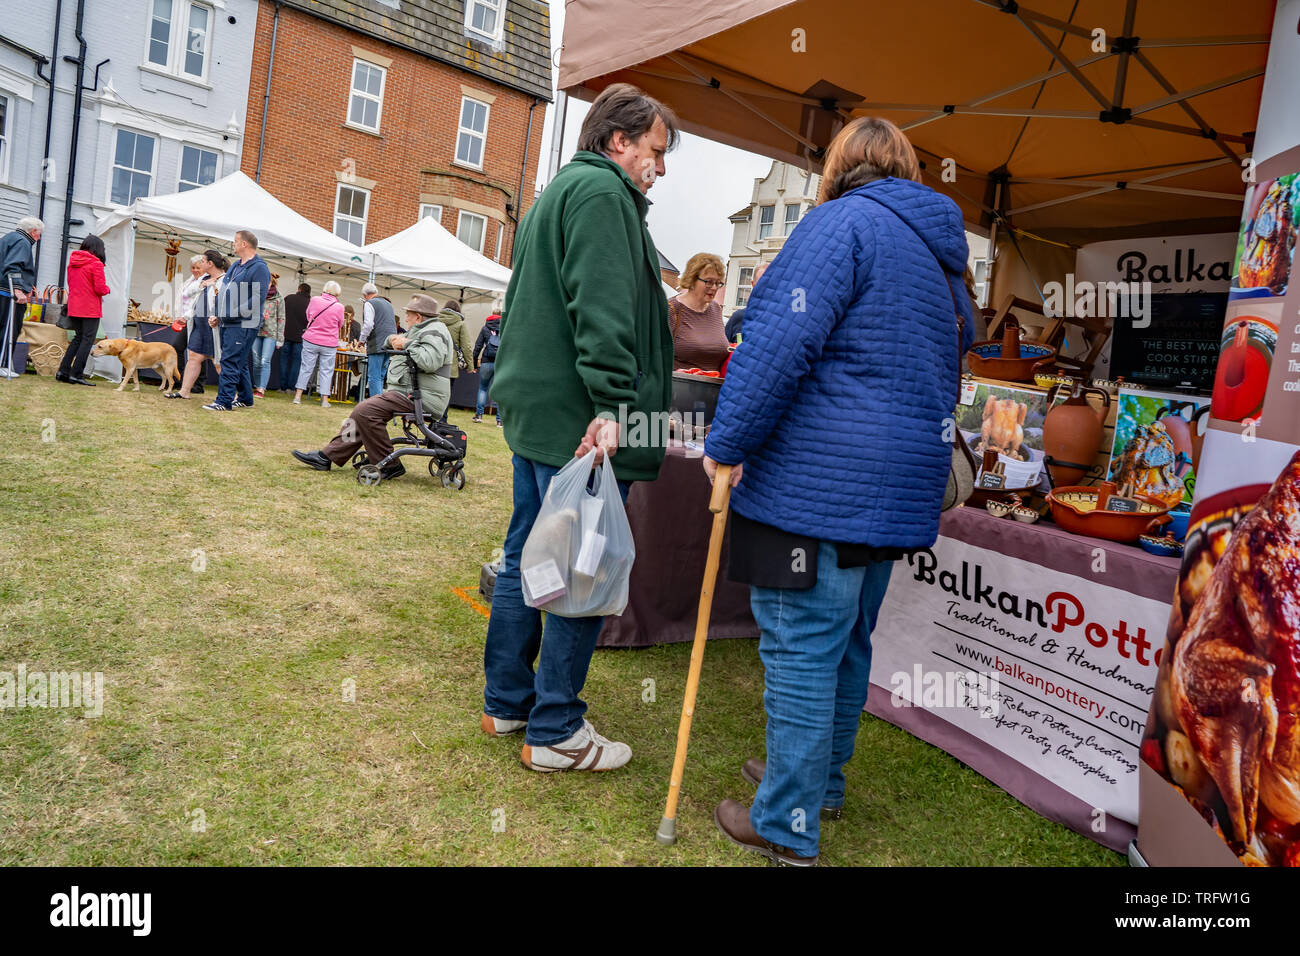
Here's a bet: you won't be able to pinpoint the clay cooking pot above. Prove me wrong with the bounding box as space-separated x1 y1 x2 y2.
1042 383 1110 487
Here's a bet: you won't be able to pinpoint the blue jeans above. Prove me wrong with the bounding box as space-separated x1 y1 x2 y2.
475 362 499 421
367 353 389 399
215 325 256 407
748 541 894 857
278 340 303 391
483 454 631 745
250 335 277 390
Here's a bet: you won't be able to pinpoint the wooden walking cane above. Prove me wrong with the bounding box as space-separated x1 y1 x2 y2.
656 463 733 845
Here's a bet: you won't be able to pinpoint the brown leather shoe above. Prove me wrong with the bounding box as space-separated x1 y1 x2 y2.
713 799 818 867
741 758 843 821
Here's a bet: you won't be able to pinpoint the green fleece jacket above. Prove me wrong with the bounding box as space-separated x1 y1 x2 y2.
436 307 475 378
492 151 673 481
385 316 453 416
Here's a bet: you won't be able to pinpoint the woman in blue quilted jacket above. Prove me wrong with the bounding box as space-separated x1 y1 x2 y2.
703 117 975 866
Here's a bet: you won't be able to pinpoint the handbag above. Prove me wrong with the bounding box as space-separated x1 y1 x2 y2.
942 311 978 511
55 288 73 330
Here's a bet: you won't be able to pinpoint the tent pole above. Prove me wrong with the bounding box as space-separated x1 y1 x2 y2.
1012 12 1112 109
665 54 821 153
1111 0 1137 108
1131 50 1246 164
900 50 1112 131
986 178 1003 303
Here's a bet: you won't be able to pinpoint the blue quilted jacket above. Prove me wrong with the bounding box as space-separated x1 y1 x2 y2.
705 177 974 548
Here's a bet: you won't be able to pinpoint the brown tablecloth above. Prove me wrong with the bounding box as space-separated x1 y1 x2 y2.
598 440 758 648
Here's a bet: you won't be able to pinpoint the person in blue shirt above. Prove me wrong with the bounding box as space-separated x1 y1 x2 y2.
204 229 271 411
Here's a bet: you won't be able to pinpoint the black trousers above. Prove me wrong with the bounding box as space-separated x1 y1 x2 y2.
1 298 25 369
57 317 99 378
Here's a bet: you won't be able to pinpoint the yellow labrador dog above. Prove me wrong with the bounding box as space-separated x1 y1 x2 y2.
90 338 180 392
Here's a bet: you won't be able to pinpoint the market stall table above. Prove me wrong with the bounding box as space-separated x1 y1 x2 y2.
332 349 367 404
864 505 1180 851
597 438 757 648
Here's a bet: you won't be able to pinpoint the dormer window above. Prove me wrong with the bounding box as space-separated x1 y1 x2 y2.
465 0 505 44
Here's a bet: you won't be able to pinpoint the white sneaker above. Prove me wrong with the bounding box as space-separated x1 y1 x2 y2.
292 397 301 405
320 399 331 408
481 713 527 737
521 719 631 772
0 368 19 378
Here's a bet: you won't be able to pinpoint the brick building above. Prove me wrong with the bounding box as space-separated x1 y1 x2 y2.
242 0 551 266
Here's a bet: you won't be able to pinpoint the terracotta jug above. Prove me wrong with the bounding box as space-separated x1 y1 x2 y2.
1042 383 1111 487
1155 403 1199 479
1000 317 1022 359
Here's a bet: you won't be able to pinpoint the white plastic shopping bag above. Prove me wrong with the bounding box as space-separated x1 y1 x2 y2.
520 449 635 617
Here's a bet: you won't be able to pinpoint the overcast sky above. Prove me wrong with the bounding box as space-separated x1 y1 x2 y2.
533 1 772 274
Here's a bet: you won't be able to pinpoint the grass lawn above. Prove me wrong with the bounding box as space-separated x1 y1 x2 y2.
0 372 1120 866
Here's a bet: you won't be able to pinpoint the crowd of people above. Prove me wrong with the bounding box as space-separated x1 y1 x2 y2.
2 80 974 868
0 218 507 426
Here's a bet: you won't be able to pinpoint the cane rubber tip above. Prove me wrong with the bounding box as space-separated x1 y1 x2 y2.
655 817 677 845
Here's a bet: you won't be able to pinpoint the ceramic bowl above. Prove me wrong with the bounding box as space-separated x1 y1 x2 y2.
1139 534 1184 557
1012 506 1040 523
986 499 1013 518
1046 485 1173 543
966 341 1057 383
1035 373 1074 390
1166 506 1191 542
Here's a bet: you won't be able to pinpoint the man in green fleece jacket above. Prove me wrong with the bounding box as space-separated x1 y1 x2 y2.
483 84 679 773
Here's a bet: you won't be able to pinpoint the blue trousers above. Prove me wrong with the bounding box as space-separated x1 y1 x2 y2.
215 325 256 407
748 541 894 856
250 335 277 390
483 454 630 745
366 353 389 399
475 361 499 421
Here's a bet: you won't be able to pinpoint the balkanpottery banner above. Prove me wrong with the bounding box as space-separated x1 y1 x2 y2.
1137 0 1300 868
868 517 1176 851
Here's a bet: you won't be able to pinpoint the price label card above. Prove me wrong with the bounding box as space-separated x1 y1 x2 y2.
959 381 978 406
1106 496 1141 513
573 531 607 578
522 559 566 605
580 495 604 532
978 472 1006 489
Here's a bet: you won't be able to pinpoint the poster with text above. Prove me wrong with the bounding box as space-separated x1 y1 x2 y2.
1138 0 1300 867
869 533 1171 849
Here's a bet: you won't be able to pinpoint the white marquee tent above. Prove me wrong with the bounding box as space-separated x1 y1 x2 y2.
91 172 512 377
362 216 512 292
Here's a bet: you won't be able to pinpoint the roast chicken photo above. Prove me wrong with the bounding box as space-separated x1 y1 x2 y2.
1148 451 1300 865
975 396 1028 461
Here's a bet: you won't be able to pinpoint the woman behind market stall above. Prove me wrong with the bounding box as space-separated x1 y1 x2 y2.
669 252 730 372
702 116 974 866
56 234 110 386
168 250 226 399
250 277 284 398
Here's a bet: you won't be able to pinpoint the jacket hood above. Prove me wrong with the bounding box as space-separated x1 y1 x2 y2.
485 315 500 329
845 178 968 276
437 307 464 327
69 249 102 269
564 151 650 215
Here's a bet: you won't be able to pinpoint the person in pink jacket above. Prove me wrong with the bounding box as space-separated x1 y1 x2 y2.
293 280 346 407
56 234 111 385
